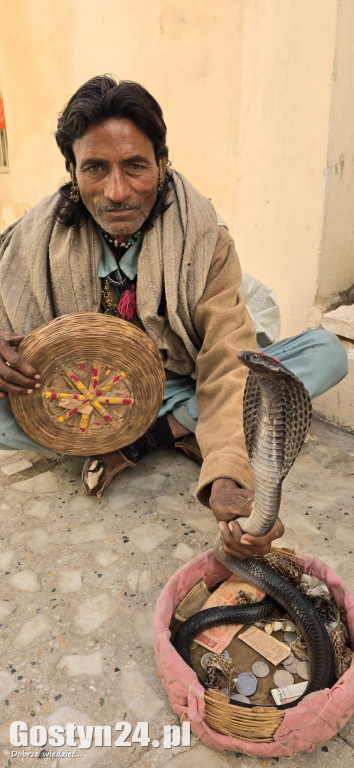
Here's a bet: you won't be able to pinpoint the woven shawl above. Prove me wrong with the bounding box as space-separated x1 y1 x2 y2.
0 169 218 375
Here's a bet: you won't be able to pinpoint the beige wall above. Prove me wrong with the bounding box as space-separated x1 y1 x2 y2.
1 0 353 339
0 0 243 229
316 0 354 304
233 0 341 337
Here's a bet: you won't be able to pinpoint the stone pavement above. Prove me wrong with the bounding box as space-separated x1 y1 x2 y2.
0 418 352 768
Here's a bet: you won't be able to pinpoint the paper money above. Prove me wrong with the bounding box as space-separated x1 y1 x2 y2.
271 681 308 705
174 580 211 622
195 577 265 653
239 626 290 665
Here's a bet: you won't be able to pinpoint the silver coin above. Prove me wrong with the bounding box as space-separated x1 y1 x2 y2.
230 693 252 704
252 661 270 678
236 672 258 696
297 661 311 680
222 649 230 658
282 660 298 674
273 669 295 687
200 652 213 670
282 652 295 666
220 688 230 695
284 631 297 644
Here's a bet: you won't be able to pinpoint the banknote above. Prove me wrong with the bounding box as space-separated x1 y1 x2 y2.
239 625 290 664
195 576 265 653
174 580 211 622
271 681 308 705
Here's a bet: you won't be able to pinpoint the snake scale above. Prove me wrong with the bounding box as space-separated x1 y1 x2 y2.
175 351 336 708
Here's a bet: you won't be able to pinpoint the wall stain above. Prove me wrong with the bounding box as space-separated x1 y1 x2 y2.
335 154 345 176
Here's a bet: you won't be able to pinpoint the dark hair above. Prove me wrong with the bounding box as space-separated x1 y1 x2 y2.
55 75 170 228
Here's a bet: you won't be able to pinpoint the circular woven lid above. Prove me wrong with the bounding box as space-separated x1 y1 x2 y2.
9 313 165 455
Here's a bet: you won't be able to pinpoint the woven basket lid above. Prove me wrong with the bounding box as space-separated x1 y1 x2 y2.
9 313 165 455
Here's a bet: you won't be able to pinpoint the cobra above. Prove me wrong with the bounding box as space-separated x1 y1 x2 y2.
175 351 336 708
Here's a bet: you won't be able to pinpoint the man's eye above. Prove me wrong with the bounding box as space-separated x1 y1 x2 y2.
129 163 144 170
81 164 104 174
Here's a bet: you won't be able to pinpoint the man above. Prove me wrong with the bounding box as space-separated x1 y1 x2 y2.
0 76 347 559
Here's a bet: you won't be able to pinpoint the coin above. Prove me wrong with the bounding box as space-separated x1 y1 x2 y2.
200 652 213 670
230 693 252 704
222 649 230 658
252 661 270 678
284 631 297 644
190 641 198 650
282 660 298 674
282 652 295 666
297 661 311 680
273 669 295 687
236 672 257 696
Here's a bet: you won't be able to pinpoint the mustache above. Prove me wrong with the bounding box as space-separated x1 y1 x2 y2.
98 202 141 212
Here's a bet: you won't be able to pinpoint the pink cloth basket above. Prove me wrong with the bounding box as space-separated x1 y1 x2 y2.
153 550 354 756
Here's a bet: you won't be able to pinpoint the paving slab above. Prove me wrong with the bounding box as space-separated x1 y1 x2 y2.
0 418 352 767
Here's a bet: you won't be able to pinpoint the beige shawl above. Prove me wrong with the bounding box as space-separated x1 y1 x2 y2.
0 170 218 375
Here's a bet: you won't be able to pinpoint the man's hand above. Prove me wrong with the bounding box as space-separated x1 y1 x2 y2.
210 478 254 522
210 477 284 560
0 332 40 398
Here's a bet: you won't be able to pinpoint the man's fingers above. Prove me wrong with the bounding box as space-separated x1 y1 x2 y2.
0 351 39 379
218 520 251 560
240 517 285 549
0 373 38 395
0 332 24 344
0 364 40 390
218 517 285 560
0 331 41 393
219 520 241 548
0 334 40 381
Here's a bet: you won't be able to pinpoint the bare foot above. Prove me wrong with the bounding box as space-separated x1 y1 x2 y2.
167 413 190 439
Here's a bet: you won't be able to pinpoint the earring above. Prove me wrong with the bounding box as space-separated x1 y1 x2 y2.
157 158 165 192
69 163 80 203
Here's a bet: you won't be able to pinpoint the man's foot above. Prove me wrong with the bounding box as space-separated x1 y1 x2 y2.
167 413 203 463
166 413 190 439
81 416 201 498
81 415 175 497
82 449 135 498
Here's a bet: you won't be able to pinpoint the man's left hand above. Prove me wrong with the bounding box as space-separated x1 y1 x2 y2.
210 478 284 559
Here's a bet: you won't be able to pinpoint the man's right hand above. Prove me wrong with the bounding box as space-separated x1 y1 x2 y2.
0 332 40 398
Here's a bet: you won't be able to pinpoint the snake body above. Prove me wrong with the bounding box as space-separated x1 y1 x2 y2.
175 351 336 707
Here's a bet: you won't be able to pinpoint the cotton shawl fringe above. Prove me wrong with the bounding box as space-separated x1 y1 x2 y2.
0 170 218 376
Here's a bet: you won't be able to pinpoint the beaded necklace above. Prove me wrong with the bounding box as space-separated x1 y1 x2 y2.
100 228 141 320
100 228 141 249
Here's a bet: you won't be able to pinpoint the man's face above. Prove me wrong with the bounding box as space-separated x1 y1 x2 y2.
72 118 167 240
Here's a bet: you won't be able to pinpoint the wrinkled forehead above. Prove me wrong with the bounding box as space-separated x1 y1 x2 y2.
72 117 156 165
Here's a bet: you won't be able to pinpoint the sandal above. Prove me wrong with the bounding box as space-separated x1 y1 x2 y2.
174 434 203 466
82 449 135 498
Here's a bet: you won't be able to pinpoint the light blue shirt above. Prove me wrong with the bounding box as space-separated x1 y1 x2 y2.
97 228 141 281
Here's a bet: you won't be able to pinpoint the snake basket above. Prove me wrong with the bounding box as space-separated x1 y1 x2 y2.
9 313 165 455
153 548 354 757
